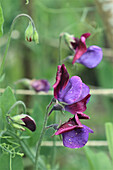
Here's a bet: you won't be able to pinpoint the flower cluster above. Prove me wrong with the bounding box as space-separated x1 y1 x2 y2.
49 64 93 148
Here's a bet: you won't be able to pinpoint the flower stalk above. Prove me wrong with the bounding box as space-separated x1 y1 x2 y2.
0 13 35 76
7 101 26 115
34 100 53 170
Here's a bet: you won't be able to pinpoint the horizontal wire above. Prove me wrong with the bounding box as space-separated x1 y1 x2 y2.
41 140 108 147
0 88 113 96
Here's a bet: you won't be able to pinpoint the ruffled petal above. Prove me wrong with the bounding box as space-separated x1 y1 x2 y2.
76 45 103 68
55 117 83 135
65 94 91 115
62 125 93 148
72 33 91 64
58 76 82 104
53 64 69 99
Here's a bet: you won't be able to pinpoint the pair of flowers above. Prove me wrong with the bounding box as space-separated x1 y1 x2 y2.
49 64 93 148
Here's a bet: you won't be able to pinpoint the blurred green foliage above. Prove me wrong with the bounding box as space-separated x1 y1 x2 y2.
0 0 113 169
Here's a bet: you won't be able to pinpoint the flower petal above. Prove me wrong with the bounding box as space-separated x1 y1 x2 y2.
77 112 90 119
58 76 82 104
53 64 69 99
76 46 103 68
21 115 36 132
72 33 91 64
62 125 93 148
31 79 50 92
76 82 90 103
65 94 91 115
55 117 83 135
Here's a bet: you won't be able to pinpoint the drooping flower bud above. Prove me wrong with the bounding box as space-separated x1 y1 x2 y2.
10 114 36 132
25 21 34 42
33 29 39 44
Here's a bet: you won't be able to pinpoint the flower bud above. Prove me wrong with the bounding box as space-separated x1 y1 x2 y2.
25 21 34 42
48 104 64 116
33 29 39 44
11 114 36 132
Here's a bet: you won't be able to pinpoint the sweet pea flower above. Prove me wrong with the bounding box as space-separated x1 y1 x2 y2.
31 79 50 92
15 78 50 93
11 114 36 132
53 64 90 115
65 33 103 68
55 113 93 148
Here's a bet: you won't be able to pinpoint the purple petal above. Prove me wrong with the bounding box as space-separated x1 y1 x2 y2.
72 33 91 64
76 46 103 68
65 94 91 115
76 83 90 103
31 79 50 92
55 117 83 135
58 76 82 104
21 115 36 132
53 64 69 99
62 125 93 148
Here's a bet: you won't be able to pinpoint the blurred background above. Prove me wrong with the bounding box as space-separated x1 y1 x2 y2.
0 0 113 169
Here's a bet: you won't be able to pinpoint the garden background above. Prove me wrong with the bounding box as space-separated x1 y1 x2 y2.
0 0 113 169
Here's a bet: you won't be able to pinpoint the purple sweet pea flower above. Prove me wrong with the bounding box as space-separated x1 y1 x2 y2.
55 114 93 148
66 33 103 68
31 79 50 92
53 64 90 115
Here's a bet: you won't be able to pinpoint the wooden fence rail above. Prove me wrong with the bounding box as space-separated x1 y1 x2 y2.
0 88 113 96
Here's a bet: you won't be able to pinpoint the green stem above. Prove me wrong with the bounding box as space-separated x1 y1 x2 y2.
59 34 62 65
34 101 52 170
51 113 57 169
7 101 26 115
0 13 35 76
10 154 12 170
59 33 65 65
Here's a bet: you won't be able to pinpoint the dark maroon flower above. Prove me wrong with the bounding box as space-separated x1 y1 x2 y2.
11 114 36 132
65 33 103 68
53 64 90 115
31 79 50 92
55 114 93 148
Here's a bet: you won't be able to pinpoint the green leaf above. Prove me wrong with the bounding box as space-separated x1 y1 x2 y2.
0 73 5 83
84 146 113 170
105 122 113 162
1 86 17 116
0 153 23 170
0 4 4 37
